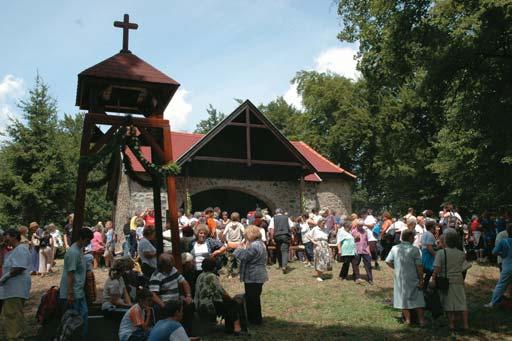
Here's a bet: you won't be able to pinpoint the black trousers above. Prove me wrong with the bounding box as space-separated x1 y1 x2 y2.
339 255 355 279
244 282 263 325
274 235 290 269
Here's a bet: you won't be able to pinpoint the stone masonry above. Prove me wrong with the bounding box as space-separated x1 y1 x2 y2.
114 172 352 237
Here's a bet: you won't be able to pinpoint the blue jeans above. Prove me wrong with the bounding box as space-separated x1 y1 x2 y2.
72 297 88 338
492 263 512 305
59 297 88 338
123 235 131 257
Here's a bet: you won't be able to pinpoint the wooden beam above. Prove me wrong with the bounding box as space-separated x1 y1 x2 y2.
72 120 93 243
89 125 119 155
85 113 170 128
152 175 164 255
299 175 305 214
227 122 266 128
246 108 251 166
139 128 165 160
192 155 303 167
163 125 182 271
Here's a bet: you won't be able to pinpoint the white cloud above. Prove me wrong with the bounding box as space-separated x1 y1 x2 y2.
0 75 24 102
164 88 192 131
315 47 360 80
283 46 359 110
0 75 24 133
283 82 303 111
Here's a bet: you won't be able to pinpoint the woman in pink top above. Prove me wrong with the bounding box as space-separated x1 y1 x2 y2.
352 219 373 284
91 224 105 269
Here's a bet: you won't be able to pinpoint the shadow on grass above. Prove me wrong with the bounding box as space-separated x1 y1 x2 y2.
361 269 512 340
202 312 512 341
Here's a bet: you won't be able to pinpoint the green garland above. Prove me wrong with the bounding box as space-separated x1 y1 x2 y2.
125 126 181 178
78 124 181 189
122 147 154 187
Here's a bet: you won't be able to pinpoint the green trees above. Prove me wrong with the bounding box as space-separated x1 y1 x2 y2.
335 0 512 212
194 104 226 134
0 76 111 227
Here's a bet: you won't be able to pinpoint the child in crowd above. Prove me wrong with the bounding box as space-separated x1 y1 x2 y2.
223 212 244 278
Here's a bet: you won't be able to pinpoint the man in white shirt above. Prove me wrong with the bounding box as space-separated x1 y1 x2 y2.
363 209 379 269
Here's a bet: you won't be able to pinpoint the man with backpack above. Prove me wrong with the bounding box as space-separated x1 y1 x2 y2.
59 228 94 338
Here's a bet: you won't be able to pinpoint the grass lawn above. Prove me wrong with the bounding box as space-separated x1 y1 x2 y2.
11 258 512 340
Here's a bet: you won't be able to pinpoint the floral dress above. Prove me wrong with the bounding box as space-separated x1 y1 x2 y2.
307 226 332 272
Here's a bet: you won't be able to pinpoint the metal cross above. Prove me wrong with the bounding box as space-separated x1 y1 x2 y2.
114 14 138 53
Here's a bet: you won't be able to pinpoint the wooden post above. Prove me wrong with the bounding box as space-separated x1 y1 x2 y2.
152 175 164 255
163 125 182 271
245 108 251 166
299 174 305 214
184 166 191 215
72 119 93 243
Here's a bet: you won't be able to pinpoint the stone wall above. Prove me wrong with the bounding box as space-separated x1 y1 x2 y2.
114 172 352 230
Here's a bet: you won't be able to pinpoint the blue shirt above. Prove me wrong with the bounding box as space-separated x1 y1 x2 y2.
493 237 512 268
59 243 86 299
148 319 188 341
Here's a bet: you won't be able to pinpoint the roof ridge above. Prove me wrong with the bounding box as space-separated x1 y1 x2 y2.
172 131 205 137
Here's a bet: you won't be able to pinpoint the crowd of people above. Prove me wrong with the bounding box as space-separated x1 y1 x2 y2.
0 204 510 340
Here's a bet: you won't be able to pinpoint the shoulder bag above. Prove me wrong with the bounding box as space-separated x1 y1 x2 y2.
436 249 449 292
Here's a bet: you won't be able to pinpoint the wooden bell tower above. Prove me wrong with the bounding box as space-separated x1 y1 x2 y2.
72 14 182 269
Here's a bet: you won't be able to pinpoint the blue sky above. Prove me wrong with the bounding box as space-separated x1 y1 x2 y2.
0 0 358 131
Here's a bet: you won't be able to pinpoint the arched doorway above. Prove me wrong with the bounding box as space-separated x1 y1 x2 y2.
190 188 272 215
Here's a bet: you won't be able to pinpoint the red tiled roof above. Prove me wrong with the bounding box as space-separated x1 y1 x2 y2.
79 52 179 85
126 131 355 180
291 141 356 179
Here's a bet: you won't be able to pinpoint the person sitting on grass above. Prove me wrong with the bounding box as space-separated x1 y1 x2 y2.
385 229 426 327
118 288 154 341
305 218 332 282
194 257 248 336
148 300 198 341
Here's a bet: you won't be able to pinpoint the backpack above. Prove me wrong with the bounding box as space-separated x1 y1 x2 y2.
55 309 84 341
36 286 60 324
446 213 462 231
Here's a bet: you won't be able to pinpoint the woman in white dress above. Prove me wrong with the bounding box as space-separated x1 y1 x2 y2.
306 218 332 282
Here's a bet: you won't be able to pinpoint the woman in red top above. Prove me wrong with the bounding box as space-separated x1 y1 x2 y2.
470 215 482 260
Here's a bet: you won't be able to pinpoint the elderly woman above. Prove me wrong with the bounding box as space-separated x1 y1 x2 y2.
232 225 268 325
487 224 512 307
102 258 133 317
432 230 468 335
0 228 32 341
352 219 373 284
190 224 226 274
91 224 105 269
306 218 332 282
138 227 158 279
195 257 248 335
385 229 426 326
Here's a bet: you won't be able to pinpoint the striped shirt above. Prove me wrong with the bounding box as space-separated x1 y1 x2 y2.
149 268 185 303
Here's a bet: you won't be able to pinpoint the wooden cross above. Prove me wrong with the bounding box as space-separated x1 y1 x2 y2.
114 14 138 53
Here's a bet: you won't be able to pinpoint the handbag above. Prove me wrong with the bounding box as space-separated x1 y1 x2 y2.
436 249 449 292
